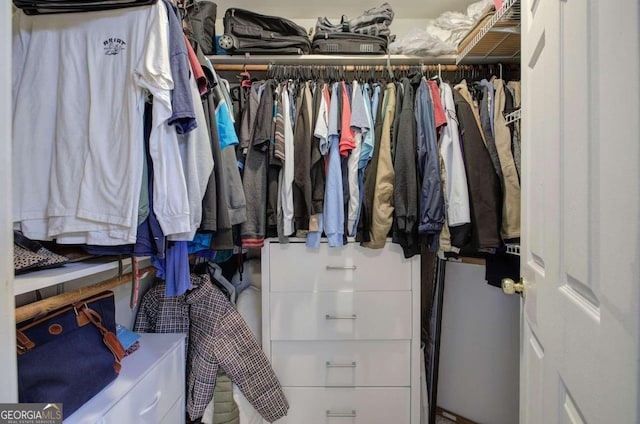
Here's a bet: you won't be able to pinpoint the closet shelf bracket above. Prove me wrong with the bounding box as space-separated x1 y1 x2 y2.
505 108 521 124
506 244 521 256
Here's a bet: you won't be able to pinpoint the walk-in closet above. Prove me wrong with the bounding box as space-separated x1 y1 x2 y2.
1 0 639 423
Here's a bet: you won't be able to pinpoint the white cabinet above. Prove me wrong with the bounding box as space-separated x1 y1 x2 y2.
65 333 186 424
262 240 420 424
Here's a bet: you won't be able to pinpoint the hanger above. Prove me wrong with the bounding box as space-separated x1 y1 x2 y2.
240 64 252 88
386 51 394 80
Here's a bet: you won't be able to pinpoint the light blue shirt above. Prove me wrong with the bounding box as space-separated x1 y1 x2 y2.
359 83 375 169
323 82 344 247
216 101 239 150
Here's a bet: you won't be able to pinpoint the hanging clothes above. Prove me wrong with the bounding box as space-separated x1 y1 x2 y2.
438 82 472 253
307 83 331 248
415 79 445 251
324 82 345 247
507 80 522 177
391 77 420 258
309 80 327 235
200 64 234 250
493 78 521 239
453 81 502 249
292 82 314 234
240 80 277 248
364 82 396 249
12 3 190 244
348 81 367 237
357 83 384 245
477 79 504 181
168 68 214 242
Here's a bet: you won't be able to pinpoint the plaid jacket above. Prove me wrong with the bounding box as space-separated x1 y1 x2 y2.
134 273 289 422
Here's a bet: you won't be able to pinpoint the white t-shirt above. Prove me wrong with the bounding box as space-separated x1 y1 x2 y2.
281 84 295 236
167 72 214 241
12 4 190 243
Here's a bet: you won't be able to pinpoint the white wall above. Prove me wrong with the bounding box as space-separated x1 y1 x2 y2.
437 262 519 424
212 0 477 20
1 0 18 403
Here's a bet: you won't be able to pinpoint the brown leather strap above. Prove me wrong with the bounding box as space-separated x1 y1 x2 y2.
79 307 126 366
16 330 35 355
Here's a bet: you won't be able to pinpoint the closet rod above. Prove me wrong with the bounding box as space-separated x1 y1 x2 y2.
15 267 154 323
212 64 475 72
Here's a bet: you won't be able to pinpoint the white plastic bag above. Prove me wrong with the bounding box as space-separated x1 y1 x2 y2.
389 28 456 56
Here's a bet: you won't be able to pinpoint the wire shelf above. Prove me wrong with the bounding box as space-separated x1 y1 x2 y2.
505 108 521 124
456 0 521 64
506 244 521 256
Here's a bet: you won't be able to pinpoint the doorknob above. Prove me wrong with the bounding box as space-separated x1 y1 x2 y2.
502 278 525 296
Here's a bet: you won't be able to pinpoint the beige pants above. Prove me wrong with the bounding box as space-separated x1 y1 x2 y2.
493 79 521 239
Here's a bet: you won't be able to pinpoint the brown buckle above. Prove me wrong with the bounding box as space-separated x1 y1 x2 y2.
16 330 35 355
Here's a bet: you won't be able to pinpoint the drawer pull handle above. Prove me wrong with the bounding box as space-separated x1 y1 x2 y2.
325 314 357 320
139 392 161 416
326 410 357 418
326 361 357 368
326 265 358 270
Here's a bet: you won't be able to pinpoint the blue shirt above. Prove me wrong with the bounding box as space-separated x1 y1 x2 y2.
162 0 197 134
323 82 344 247
216 101 239 150
359 83 375 169
480 79 495 137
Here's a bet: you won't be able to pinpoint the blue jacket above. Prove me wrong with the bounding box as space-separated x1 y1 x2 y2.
415 79 445 249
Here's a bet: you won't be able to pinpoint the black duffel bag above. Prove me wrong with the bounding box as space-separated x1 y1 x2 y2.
312 32 388 54
183 0 218 55
219 8 311 55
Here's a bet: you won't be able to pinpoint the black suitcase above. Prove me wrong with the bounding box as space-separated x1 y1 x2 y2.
312 32 388 54
219 8 311 54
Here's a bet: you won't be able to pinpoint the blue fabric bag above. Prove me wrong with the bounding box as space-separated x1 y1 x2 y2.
16 291 125 419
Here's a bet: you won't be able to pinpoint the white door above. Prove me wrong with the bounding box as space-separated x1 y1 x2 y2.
520 0 639 423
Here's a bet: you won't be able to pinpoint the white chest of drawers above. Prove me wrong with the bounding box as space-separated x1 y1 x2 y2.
64 333 186 424
262 240 421 424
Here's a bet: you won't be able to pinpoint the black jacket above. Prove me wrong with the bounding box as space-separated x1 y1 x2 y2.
453 89 502 249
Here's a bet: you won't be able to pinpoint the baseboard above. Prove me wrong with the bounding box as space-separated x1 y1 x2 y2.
436 407 478 424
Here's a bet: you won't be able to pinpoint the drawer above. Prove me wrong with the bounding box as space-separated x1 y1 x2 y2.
270 292 412 340
271 340 410 387
100 344 183 423
275 387 410 424
160 397 184 424
268 242 412 292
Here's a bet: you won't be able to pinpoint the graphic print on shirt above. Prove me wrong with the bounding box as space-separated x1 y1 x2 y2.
103 38 127 55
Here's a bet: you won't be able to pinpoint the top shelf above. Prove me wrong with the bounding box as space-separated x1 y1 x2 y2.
14 256 150 296
456 0 521 64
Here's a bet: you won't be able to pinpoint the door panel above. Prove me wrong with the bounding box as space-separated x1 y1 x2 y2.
561 0 591 297
560 389 586 424
521 324 543 424
522 0 639 423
